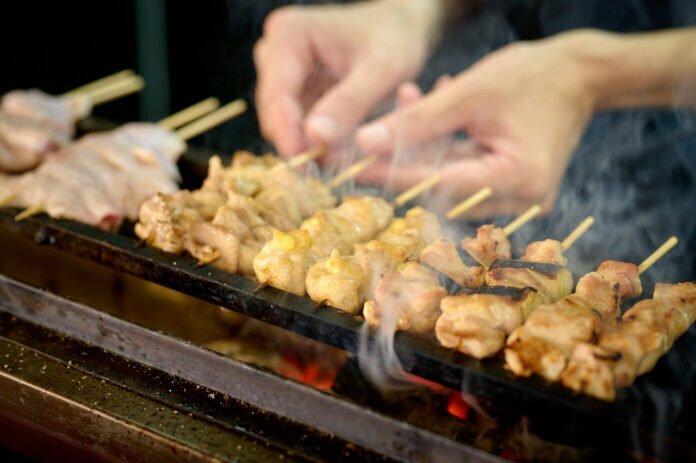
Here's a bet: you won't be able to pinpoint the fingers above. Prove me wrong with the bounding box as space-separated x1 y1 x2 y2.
356 75 468 155
254 20 313 157
305 60 404 146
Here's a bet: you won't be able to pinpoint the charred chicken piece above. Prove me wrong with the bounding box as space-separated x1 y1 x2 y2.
420 238 485 288
364 262 447 333
436 287 539 358
485 259 574 305
505 260 642 381
561 282 696 401
460 224 511 269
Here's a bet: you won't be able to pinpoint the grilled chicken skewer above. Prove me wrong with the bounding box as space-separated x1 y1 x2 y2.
4 99 245 228
0 74 144 172
253 170 442 296
504 237 678 384
561 280 696 401
436 217 594 358
362 203 543 334
306 187 492 315
137 154 388 277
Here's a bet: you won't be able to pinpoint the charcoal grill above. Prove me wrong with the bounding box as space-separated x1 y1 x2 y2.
1 149 695 462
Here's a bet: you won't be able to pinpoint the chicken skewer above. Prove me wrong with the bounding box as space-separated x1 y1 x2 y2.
504 237 678 384
306 187 492 315
1 75 145 172
362 203 544 333
435 217 594 358
138 151 365 275
561 280 696 401
253 167 444 296
5 99 246 227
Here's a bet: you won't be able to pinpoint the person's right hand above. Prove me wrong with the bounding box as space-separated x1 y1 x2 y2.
254 0 443 157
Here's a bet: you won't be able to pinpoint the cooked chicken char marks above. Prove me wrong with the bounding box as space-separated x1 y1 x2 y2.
254 196 394 296
306 207 440 314
561 282 696 401
505 261 641 381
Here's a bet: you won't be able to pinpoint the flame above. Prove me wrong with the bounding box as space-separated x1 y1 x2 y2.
446 391 470 420
278 352 338 391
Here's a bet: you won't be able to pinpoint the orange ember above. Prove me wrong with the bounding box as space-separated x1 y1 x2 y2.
278 352 337 391
447 391 470 420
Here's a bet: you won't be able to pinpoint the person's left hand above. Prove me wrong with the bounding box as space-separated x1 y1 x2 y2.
356 31 601 217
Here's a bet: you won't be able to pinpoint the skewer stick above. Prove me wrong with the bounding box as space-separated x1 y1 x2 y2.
561 216 595 251
15 202 44 221
328 155 377 189
502 205 541 237
158 97 221 130
85 75 145 106
393 174 442 207
446 187 493 220
287 146 326 169
64 69 136 96
638 236 678 274
175 99 247 142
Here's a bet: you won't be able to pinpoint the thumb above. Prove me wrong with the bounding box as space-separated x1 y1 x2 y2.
305 60 402 145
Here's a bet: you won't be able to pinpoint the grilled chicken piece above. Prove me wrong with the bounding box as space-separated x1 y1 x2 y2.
505 260 642 381
364 262 447 333
306 240 403 314
135 190 226 253
420 238 484 288
201 154 335 227
306 249 366 313
436 288 539 358
520 239 567 266
460 224 511 269
254 197 394 296
485 260 573 304
561 282 696 400
306 206 441 313
185 222 241 272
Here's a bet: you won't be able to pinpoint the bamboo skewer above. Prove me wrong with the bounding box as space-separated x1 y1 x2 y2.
175 99 248 142
328 156 377 189
502 205 542 236
84 75 145 106
394 174 442 207
638 236 679 274
561 216 595 251
14 202 44 221
446 187 493 220
287 146 326 169
64 69 136 96
158 98 220 130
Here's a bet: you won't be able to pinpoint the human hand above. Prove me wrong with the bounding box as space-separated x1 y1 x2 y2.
356 32 600 216
254 0 444 157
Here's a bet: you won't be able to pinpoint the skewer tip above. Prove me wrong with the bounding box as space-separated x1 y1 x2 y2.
15 203 44 221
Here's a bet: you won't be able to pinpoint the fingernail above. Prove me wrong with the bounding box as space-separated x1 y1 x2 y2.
306 115 338 141
358 123 391 150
